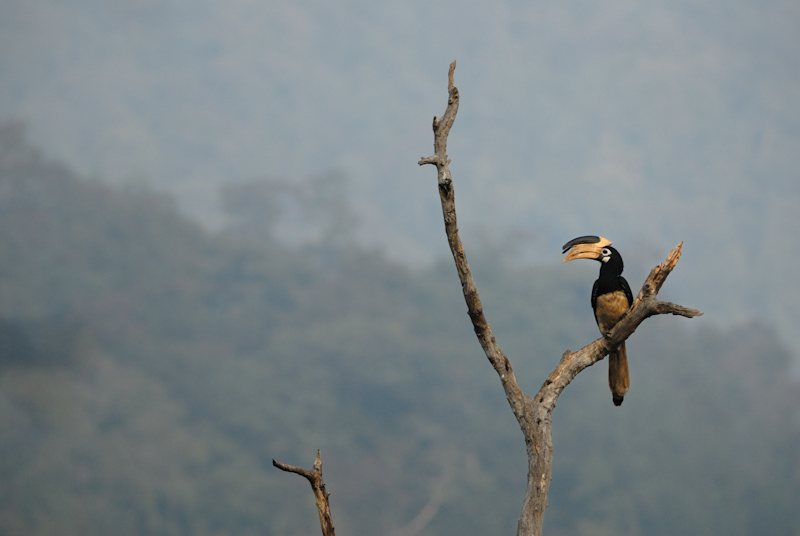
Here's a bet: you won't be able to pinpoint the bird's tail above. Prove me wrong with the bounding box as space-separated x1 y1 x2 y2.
608 342 630 406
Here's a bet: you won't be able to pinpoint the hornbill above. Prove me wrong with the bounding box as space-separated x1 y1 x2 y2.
562 236 633 406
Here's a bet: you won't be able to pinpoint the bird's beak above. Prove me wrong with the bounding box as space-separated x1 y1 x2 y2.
562 236 612 263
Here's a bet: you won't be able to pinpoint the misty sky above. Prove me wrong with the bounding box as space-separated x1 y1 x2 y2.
1 0 799 350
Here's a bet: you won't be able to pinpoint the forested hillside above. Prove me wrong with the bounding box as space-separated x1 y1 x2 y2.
0 122 798 535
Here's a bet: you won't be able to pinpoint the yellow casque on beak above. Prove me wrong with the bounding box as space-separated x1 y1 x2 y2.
562 236 613 263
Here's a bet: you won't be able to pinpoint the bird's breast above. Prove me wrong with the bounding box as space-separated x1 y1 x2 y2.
595 291 631 334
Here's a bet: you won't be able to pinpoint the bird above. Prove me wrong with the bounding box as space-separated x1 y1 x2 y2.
562 236 633 406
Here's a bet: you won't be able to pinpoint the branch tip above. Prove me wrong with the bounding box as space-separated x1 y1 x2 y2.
666 242 683 269
314 449 323 472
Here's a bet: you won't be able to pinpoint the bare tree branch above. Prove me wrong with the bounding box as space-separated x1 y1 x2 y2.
418 60 529 423
273 450 336 536
419 62 702 536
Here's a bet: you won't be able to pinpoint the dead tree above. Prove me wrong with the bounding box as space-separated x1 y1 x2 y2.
417 61 702 536
275 61 702 536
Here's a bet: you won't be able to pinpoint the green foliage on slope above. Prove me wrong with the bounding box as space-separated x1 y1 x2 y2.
0 123 797 535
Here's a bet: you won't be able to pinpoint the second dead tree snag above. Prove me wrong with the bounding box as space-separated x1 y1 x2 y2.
273 450 336 536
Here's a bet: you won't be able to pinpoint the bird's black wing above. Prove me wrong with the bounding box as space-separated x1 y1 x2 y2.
619 276 633 307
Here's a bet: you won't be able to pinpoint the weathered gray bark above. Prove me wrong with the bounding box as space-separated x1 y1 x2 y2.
273 450 336 536
418 61 702 536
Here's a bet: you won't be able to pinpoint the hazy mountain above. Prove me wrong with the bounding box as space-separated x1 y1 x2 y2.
0 122 798 535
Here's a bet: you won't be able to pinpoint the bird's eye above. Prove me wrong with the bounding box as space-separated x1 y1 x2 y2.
602 248 612 257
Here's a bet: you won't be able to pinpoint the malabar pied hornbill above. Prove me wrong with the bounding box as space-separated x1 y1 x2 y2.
562 236 633 406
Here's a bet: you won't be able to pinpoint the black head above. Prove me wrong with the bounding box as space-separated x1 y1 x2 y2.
598 245 624 274
562 236 624 274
